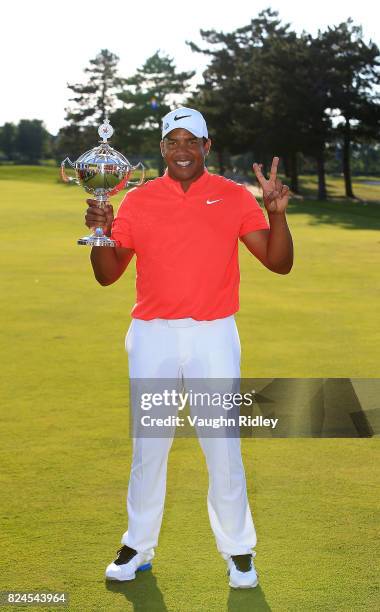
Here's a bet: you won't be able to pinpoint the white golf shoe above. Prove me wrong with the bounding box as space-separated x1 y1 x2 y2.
105 545 154 582
227 554 259 589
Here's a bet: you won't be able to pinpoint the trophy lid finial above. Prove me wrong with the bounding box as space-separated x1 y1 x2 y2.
98 117 114 143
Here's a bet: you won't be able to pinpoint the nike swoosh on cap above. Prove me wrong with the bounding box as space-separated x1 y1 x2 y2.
206 199 222 205
174 115 192 121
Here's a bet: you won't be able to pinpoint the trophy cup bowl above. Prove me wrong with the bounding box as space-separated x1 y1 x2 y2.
61 119 145 247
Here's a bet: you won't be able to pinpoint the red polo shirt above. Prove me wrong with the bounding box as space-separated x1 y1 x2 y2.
111 170 269 320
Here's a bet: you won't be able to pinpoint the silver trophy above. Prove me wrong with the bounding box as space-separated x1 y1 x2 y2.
61 119 145 247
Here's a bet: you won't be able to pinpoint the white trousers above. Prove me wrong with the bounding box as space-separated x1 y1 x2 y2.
121 316 257 559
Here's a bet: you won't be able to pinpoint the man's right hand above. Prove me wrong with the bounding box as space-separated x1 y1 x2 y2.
85 199 114 237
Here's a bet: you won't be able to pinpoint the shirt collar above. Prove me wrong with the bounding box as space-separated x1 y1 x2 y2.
162 168 210 195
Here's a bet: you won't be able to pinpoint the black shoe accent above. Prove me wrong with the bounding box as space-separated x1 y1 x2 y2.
113 545 137 566
231 554 252 573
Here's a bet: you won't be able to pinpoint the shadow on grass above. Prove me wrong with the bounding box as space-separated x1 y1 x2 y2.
228 585 272 611
105 571 167 611
104 571 272 611
286 198 380 231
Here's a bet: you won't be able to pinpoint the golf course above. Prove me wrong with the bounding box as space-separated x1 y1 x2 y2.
1 166 379 611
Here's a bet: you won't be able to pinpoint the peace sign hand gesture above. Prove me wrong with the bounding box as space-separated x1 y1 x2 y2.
253 157 290 214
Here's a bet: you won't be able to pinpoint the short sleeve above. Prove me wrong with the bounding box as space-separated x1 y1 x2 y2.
239 188 269 238
111 193 135 248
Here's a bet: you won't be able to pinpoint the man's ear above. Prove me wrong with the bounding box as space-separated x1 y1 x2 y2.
205 138 212 156
160 140 165 158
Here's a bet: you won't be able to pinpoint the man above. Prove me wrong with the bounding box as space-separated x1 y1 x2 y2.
85 108 293 588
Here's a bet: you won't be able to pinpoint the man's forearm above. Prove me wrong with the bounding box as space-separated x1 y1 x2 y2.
90 247 134 285
267 212 294 274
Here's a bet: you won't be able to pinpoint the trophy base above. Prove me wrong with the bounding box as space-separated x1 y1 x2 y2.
78 234 117 247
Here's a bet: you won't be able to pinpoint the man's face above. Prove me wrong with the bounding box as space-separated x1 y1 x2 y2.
160 128 211 188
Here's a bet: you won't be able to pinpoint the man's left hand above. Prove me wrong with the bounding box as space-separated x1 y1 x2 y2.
253 157 289 214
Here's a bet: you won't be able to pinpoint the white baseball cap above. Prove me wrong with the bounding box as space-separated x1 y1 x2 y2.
161 107 208 139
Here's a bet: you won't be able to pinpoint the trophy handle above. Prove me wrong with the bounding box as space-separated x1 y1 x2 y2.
128 162 145 186
61 157 79 184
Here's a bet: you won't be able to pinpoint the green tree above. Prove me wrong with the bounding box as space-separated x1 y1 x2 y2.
57 49 122 163
232 23 309 193
14 119 50 163
112 51 195 173
187 26 251 175
287 33 333 200
350 142 380 174
53 124 97 165
187 10 308 187
65 49 122 125
188 11 333 199
0 122 17 161
321 20 380 197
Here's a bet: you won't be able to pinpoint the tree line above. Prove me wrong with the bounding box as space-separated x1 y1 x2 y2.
1 9 379 199
0 120 52 164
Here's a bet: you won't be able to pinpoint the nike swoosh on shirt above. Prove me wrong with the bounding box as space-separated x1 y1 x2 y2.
206 199 222 205
174 114 192 121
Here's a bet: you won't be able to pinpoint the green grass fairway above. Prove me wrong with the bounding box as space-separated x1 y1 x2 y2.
1 166 379 611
